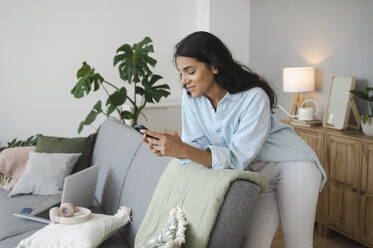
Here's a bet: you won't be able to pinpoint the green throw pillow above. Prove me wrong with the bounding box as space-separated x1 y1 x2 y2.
35 133 96 173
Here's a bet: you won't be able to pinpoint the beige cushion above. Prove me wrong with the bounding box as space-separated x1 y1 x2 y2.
0 146 35 189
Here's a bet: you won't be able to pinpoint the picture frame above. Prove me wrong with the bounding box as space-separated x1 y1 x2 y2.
323 76 361 130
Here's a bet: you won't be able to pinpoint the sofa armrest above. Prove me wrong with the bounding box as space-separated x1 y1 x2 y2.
207 180 261 248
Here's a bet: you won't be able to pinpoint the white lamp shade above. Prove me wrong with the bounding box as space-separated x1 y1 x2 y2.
283 67 315 93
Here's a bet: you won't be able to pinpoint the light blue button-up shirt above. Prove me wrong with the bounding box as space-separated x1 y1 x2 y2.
181 87 326 190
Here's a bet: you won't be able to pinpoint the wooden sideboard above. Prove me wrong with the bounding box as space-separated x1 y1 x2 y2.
288 122 373 247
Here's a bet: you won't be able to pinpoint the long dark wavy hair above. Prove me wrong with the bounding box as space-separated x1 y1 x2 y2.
174 31 277 111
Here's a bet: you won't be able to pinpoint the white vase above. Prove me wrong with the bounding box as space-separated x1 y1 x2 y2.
362 117 373 136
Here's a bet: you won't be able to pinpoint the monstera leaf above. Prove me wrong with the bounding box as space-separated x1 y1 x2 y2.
113 37 157 83
137 74 170 103
106 87 127 107
71 62 104 98
78 101 102 133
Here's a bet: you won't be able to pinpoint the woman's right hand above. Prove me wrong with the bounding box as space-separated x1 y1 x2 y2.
142 134 149 144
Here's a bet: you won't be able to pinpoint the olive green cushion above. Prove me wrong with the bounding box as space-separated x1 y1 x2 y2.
35 133 96 173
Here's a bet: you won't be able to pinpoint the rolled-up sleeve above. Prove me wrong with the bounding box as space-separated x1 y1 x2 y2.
206 89 271 170
179 90 210 164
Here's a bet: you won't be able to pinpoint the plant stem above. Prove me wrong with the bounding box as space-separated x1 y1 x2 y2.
101 83 111 98
132 102 147 126
89 124 98 130
140 111 148 122
101 83 125 125
126 96 136 107
102 111 121 122
370 102 373 116
134 84 136 109
103 80 120 91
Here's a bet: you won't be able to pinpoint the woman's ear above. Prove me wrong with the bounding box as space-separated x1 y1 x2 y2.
212 65 218 74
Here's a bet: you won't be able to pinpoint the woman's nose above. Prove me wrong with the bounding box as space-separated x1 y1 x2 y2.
182 76 190 85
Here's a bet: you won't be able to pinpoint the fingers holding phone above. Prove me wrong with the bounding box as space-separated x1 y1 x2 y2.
134 125 159 141
141 130 163 155
147 138 162 156
134 125 185 158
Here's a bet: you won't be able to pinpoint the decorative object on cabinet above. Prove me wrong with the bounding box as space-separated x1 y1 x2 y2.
361 119 373 137
290 119 322 127
282 67 315 117
278 98 319 122
350 87 373 136
323 76 361 130
285 120 373 248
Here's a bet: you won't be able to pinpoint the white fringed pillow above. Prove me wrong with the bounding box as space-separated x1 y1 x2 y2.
144 206 188 248
16 206 131 248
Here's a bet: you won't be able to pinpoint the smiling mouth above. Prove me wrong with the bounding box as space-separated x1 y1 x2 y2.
187 86 196 91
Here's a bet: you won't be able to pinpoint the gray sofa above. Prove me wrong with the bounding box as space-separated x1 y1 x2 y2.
0 119 261 248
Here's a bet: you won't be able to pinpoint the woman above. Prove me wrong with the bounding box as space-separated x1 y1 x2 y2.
141 31 326 248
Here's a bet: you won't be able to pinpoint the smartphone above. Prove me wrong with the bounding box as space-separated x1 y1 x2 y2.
133 125 159 140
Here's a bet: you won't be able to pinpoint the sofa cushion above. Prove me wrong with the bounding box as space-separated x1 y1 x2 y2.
89 119 171 246
207 180 261 248
92 120 143 215
0 230 38 248
99 232 130 248
35 133 96 174
118 143 171 247
0 188 60 241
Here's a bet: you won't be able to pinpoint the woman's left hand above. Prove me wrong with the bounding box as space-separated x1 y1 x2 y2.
142 130 186 158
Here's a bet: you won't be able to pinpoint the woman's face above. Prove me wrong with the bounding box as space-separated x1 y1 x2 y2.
176 56 218 98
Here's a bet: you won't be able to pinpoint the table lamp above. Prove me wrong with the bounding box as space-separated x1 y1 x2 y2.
283 67 315 117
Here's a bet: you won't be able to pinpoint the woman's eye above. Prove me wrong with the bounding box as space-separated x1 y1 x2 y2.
188 71 195 75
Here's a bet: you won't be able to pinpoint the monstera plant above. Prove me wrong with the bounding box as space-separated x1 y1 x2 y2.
71 37 171 133
350 87 373 124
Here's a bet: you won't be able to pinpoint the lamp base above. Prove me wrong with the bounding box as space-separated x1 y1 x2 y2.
288 93 305 120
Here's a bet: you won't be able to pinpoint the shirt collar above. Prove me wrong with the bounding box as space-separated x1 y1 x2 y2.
224 91 242 101
202 91 242 104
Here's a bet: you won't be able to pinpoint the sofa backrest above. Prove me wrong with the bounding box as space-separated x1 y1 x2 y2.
92 119 171 246
92 120 141 215
92 119 262 248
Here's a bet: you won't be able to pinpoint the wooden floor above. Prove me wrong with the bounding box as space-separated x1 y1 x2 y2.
271 227 368 248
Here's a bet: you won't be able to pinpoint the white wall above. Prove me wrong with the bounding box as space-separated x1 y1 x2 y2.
196 0 250 66
0 0 197 144
196 0 210 31
249 0 373 121
209 0 250 66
